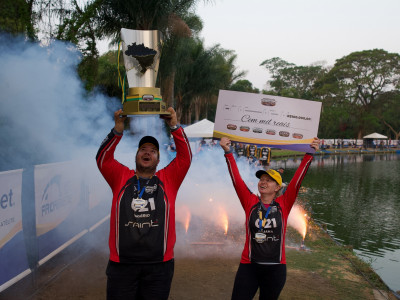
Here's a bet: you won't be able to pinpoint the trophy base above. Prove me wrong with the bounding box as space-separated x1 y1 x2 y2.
122 100 170 116
122 87 170 116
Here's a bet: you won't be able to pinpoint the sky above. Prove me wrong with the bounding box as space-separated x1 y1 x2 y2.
194 0 400 90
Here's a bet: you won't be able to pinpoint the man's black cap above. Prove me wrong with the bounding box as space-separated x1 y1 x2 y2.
138 136 159 151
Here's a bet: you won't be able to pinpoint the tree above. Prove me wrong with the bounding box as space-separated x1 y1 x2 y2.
376 91 400 140
314 49 400 139
173 39 245 123
94 0 211 108
229 79 259 94
260 57 327 99
260 57 294 77
96 50 124 98
0 0 32 36
53 0 207 96
56 0 103 90
158 11 203 106
95 0 198 39
0 0 71 40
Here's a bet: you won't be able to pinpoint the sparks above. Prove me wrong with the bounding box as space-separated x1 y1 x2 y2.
288 204 308 241
176 205 191 234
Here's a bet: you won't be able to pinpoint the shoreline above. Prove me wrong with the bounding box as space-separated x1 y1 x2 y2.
272 147 400 158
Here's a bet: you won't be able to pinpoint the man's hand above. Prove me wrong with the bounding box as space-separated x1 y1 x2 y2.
310 137 320 151
160 107 177 128
220 137 231 152
114 109 126 134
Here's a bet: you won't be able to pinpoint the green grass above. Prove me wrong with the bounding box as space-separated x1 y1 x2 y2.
271 149 304 158
285 222 391 297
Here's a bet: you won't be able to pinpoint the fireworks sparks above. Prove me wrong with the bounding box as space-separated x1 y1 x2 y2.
288 204 308 243
221 210 229 235
185 211 191 233
176 205 191 233
303 213 308 240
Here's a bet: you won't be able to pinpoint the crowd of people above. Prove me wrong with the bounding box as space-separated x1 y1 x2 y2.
195 139 273 167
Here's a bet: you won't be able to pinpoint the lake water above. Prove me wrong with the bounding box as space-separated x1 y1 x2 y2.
274 153 400 293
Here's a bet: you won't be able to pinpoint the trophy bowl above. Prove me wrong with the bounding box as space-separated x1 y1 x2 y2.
120 28 170 116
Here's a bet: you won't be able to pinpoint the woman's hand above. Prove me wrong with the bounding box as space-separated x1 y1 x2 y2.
220 137 231 152
310 137 320 151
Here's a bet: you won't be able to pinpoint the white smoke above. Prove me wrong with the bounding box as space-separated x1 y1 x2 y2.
0 34 121 170
0 33 306 259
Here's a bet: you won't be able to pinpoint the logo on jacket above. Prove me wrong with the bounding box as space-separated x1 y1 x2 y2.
145 184 157 194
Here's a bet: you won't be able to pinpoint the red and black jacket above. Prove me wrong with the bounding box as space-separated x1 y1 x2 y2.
224 152 313 264
96 127 192 263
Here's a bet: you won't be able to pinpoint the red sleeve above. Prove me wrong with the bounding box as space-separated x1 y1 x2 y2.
280 154 313 216
162 127 192 191
96 129 132 192
224 152 254 211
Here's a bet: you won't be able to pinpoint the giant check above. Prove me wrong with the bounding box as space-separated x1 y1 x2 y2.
213 90 322 152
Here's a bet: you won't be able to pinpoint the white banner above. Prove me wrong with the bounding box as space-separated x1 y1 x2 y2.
0 169 30 292
0 169 23 249
34 161 81 236
213 90 322 152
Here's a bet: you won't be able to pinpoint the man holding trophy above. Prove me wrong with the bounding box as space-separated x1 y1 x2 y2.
96 29 192 300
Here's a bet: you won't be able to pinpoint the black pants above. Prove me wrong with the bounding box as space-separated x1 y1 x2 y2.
231 263 286 300
106 259 174 300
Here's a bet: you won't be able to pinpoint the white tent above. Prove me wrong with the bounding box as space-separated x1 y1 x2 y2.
183 119 214 138
363 133 387 139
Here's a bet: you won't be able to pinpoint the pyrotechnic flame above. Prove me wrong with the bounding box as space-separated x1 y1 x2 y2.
185 211 191 233
217 207 229 235
288 204 308 240
303 213 308 240
176 205 191 233
222 211 229 235
213 203 229 235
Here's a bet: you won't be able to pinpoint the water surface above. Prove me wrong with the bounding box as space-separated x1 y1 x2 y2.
274 153 400 292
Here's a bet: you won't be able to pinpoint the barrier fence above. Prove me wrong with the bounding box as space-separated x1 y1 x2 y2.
0 160 111 292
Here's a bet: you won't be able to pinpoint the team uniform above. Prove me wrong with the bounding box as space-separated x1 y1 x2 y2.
224 150 313 300
96 126 192 299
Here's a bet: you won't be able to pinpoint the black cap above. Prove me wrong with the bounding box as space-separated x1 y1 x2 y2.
138 136 159 151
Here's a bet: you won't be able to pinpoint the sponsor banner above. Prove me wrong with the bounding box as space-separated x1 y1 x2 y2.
0 169 30 289
86 162 112 211
86 165 112 229
213 90 322 152
34 161 84 260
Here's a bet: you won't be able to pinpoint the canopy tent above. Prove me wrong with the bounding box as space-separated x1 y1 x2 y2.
363 132 388 149
183 119 214 138
363 133 388 139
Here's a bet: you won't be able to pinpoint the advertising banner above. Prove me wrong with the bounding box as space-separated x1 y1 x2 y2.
213 90 322 152
34 161 86 262
0 169 30 291
84 161 111 231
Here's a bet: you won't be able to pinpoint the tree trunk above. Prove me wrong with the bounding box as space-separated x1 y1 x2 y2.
357 130 363 140
194 96 201 122
26 0 36 40
175 93 183 124
205 97 209 119
160 71 175 108
186 109 191 124
382 119 400 141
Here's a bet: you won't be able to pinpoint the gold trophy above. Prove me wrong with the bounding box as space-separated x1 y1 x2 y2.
119 28 169 115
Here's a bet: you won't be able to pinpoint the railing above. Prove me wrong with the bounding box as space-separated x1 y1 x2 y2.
0 160 111 292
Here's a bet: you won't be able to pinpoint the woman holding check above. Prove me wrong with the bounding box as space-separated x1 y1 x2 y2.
220 137 319 300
